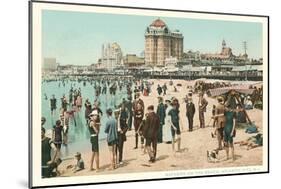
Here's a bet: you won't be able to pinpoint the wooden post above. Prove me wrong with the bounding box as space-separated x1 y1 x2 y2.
234 94 252 124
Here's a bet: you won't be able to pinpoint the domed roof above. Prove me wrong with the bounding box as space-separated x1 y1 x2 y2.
150 18 167 28
111 42 121 50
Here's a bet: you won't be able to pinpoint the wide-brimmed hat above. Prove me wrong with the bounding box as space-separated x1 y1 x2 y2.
147 105 154 110
158 96 163 101
165 99 171 103
90 110 98 116
217 96 224 102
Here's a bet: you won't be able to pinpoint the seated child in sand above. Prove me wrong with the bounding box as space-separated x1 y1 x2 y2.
67 152 85 173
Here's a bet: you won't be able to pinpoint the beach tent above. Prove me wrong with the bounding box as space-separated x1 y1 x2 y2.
209 86 255 124
208 85 254 97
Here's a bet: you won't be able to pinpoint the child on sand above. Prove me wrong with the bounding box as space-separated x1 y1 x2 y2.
73 152 85 173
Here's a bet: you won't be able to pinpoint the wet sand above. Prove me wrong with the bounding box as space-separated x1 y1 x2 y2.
58 79 263 177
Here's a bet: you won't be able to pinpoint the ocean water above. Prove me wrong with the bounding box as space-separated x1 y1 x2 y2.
41 80 131 156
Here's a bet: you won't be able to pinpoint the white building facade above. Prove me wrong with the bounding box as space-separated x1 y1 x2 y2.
101 42 123 71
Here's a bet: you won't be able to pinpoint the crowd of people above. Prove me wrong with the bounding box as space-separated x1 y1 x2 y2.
41 76 263 178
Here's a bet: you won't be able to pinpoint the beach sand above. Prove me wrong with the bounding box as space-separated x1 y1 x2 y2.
58 79 263 177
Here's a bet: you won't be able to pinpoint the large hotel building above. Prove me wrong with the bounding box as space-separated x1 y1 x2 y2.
145 18 184 66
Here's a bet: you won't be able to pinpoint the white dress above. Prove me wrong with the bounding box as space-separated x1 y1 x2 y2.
163 105 173 142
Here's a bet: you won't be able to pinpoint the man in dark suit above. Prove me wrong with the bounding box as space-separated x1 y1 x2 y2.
198 92 208 128
157 97 166 143
126 96 133 131
186 97 196 132
141 105 160 163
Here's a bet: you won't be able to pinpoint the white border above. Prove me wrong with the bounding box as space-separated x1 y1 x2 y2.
31 1 268 187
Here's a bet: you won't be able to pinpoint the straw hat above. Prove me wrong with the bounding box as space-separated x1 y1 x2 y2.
147 105 154 110
158 96 163 102
89 110 98 116
217 96 224 102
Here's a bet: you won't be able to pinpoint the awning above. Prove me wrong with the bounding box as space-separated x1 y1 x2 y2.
209 85 254 97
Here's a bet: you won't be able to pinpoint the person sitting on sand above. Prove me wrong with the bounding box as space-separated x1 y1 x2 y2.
73 152 84 173
244 96 253 110
234 133 263 150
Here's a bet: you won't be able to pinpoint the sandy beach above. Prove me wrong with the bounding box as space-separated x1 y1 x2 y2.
57 79 263 177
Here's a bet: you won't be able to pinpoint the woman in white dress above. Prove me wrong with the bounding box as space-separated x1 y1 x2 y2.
163 99 173 143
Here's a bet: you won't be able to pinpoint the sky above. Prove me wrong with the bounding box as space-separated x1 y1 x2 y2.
42 10 263 65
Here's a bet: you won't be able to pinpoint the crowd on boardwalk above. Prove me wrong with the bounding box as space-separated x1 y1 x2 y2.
41 76 263 178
